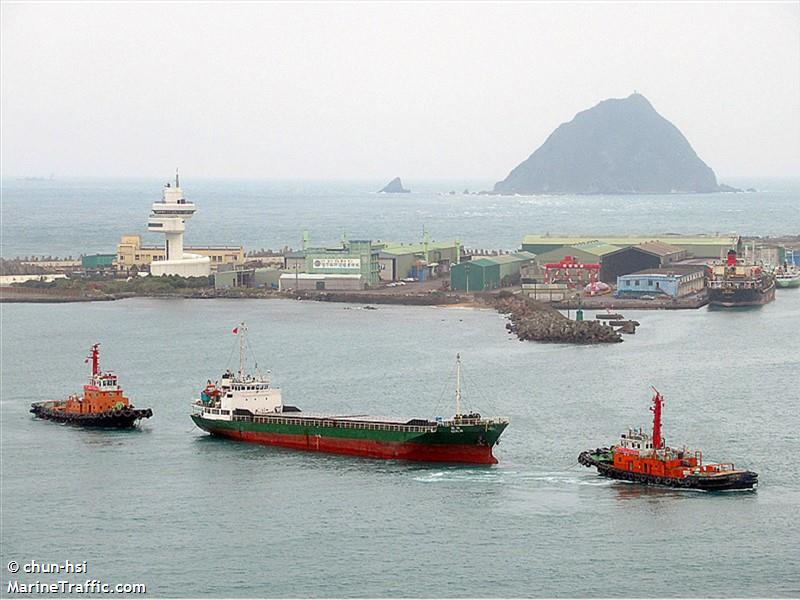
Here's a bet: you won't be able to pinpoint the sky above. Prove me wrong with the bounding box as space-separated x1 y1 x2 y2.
2 2 798 180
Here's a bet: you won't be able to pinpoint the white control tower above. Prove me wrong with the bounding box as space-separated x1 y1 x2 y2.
147 171 211 277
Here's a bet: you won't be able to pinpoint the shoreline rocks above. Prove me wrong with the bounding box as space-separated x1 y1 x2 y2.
494 296 622 344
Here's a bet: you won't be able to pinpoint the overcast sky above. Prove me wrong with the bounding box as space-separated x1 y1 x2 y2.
2 2 798 180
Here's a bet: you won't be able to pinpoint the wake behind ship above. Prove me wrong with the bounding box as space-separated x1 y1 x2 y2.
191 324 508 464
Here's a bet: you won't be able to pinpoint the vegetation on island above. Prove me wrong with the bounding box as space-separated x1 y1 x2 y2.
15 273 213 296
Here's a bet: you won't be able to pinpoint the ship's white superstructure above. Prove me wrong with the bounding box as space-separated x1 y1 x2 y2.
147 172 211 277
194 324 283 421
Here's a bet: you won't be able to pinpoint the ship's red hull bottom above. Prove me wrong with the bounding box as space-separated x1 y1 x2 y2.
207 427 498 464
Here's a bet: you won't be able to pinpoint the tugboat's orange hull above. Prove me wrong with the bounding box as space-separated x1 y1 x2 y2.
579 450 758 491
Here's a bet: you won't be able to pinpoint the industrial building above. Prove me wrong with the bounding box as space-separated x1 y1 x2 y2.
214 267 282 290
616 266 706 299
116 235 243 272
535 241 621 283
81 254 116 270
521 234 741 259
284 233 460 286
279 273 365 291
601 242 687 283
283 238 380 287
377 238 461 282
450 252 536 291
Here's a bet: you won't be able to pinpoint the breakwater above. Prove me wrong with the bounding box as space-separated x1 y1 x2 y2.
494 295 622 344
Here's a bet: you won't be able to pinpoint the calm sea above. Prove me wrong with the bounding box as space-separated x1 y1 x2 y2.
1 177 798 257
1 179 799 597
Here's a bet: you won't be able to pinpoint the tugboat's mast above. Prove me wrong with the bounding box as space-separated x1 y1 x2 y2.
87 344 100 378
455 353 462 418
650 388 663 450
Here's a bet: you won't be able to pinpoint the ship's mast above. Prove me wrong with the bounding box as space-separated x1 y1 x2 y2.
455 353 462 418
238 323 247 377
650 387 663 450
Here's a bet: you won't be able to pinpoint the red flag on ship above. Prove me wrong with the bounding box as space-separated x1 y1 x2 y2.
232 327 238 334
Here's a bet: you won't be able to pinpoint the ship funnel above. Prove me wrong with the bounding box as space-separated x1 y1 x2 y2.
726 249 737 267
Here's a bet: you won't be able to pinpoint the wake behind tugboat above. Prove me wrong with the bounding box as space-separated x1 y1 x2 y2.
30 344 152 428
191 324 509 464
579 389 757 491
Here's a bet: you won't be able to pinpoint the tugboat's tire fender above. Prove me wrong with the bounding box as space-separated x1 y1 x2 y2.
654 477 663 485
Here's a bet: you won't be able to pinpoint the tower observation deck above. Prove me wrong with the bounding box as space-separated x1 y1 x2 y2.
147 172 211 277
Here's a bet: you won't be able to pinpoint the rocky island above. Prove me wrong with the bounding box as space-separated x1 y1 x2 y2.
494 93 722 195
378 177 411 193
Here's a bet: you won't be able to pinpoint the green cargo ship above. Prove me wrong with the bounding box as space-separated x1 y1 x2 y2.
191 324 509 464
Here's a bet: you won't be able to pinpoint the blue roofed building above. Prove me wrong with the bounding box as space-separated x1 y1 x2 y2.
616 266 706 298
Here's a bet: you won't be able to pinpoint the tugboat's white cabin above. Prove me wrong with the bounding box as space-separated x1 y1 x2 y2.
91 373 120 391
618 427 656 453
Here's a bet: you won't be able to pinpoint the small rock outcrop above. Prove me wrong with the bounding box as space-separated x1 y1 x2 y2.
378 177 410 193
494 93 720 195
495 296 622 344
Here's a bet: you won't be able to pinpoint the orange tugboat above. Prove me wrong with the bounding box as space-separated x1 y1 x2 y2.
30 344 153 428
579 389 757 491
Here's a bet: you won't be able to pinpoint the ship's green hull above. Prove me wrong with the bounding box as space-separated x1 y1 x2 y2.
775 276 800 288
191 413 507 464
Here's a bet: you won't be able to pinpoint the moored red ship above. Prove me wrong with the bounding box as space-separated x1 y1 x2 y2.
708 249 775 307
579 389 757 491
191 324 509 464
30 344 153 428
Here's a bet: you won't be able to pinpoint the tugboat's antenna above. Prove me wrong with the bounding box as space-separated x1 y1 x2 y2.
455 353 462 418
175 168 179 188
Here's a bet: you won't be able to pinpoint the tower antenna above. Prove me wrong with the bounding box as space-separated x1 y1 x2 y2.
176 168 179 188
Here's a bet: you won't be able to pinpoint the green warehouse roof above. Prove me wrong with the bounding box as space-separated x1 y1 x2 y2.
465 258 499 268
380 241 460 256
481 253 536 265
570 241 622 256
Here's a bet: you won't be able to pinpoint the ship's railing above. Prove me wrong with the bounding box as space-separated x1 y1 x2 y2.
439 417 508 426
708 279 762 289
231 414 438 433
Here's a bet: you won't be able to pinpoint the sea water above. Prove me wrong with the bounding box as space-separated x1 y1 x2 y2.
1 179 799 597
1 296 799 597
1 177 798 257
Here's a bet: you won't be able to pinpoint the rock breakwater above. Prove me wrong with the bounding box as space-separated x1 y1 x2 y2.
495 296 622 344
